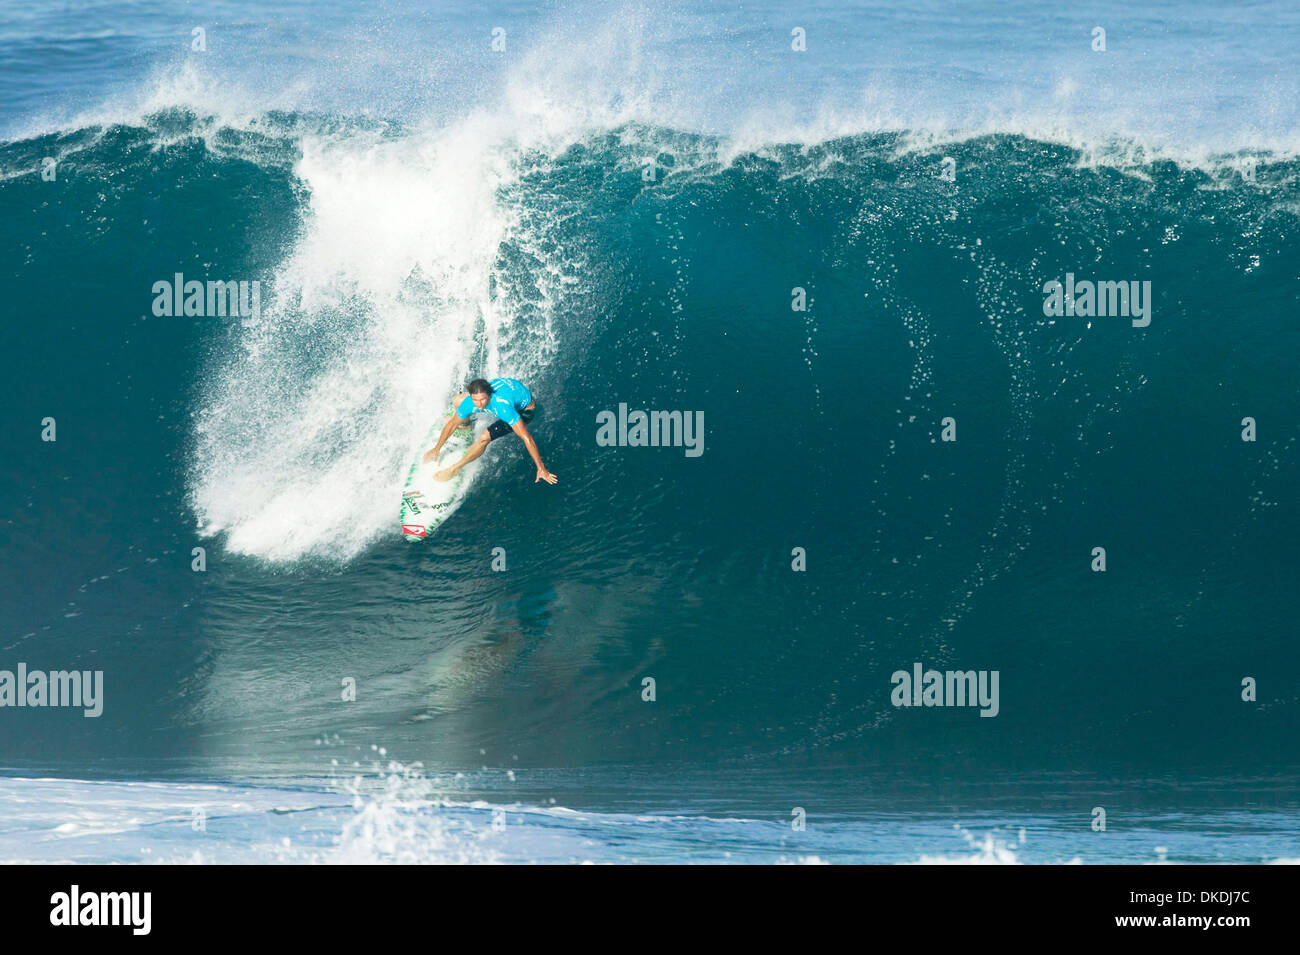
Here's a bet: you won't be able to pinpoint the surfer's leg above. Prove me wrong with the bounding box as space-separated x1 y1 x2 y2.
434 430 491 481
434 407 535 481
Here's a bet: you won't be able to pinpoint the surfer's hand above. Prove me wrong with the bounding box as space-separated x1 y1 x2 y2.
536 468 558 485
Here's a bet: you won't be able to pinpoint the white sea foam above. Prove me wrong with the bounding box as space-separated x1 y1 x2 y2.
189 108 579 561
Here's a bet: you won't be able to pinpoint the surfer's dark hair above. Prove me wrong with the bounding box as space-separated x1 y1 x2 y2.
467 378 492 395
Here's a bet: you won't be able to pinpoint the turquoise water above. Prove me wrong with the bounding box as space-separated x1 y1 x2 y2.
1 1 1297 863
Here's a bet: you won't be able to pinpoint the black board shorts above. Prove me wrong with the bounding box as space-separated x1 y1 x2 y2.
486 405 535 442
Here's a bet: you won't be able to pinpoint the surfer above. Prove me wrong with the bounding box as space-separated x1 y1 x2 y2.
424 377 558 484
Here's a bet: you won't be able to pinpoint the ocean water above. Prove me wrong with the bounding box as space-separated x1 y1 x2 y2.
1 0 1297 864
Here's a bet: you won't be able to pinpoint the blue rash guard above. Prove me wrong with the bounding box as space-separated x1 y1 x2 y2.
456 377 533 427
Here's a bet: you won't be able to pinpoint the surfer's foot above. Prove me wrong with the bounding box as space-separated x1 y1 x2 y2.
433 467 456 482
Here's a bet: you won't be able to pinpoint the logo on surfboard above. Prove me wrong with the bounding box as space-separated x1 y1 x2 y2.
401 524 427 537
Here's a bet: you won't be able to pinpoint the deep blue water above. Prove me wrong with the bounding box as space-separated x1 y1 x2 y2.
1 0 1297 863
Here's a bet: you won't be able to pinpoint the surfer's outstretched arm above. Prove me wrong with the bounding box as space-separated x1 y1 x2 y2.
512 419 557 484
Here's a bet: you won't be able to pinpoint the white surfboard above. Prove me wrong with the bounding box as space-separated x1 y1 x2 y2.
399 413 474 540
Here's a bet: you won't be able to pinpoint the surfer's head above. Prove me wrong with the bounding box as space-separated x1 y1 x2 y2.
467 378 493 410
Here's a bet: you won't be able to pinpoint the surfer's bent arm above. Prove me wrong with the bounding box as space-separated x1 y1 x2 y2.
512 419 557 485
423 394 470 462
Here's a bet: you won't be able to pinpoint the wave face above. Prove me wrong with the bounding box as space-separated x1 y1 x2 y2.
0 2 1297 808
2 107 1296 785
